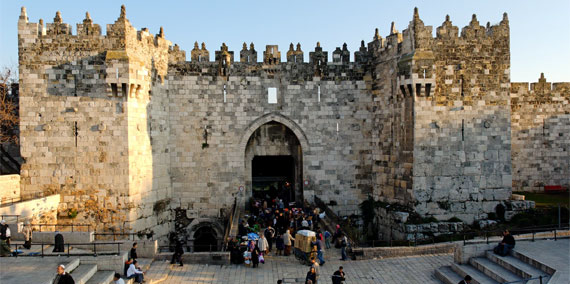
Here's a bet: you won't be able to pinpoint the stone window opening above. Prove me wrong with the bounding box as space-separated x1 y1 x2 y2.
317 85 321 102
121 83 127 97
223 84 227 103
415 84 421 97
336 122 339 133
111 83 118 97
268 87 277 104
425 83 431 97
461 119 465 141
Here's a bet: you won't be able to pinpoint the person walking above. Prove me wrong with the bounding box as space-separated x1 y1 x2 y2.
312 236 325 265
0 220 11 256
251 246 261 268
310 258 320 282
22 221 33 249
339 234 348 261
275 233 284 255
258 233 269 255
282 230 295 256
332 266 346 284
53 264 74 284
170 239 184 266
264 226 275 253
324 230 332 249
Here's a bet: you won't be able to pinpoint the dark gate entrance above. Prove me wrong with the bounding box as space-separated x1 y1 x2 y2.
193 226 218 252
252 155 295 205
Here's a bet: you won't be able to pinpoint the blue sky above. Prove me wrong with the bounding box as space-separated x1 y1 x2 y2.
1 0 569 82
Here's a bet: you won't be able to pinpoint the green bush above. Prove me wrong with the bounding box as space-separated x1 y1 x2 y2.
447 217 462 223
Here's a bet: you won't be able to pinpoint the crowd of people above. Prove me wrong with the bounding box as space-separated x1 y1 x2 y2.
225 198 349 283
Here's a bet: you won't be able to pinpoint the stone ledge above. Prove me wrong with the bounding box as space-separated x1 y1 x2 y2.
352 243 454 260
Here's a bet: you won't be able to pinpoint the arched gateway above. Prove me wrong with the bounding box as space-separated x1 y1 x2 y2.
240 113 309 207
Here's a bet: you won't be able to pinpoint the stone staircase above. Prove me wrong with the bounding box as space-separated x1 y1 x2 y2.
61 257 154 284
435 250 553 284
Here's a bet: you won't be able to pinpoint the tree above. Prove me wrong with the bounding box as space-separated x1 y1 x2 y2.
0 67 18 144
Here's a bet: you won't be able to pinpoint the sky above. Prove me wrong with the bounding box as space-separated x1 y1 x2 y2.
1 0 569 82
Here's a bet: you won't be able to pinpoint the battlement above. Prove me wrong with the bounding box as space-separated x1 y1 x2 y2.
18 6 176 62
511 73 570 103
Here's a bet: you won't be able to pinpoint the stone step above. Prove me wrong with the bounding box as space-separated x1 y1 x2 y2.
470 257 522 283
70 264 98 284
485 251 548 279
451 263 498 284
434 266 464 284
510 249 556 275
85 270 115 284
65 258 81 273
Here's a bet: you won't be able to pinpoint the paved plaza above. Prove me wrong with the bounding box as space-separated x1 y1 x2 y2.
148 249 453 284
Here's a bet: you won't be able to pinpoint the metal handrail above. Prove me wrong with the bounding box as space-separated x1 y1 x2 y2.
222 197 238 251
9 241 123 257
359 224 569 248
0 214 20 223
30 223 92 232
502 275 549 284
93 232 153 241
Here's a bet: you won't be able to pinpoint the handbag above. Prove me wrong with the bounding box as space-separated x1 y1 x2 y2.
259 253 265 264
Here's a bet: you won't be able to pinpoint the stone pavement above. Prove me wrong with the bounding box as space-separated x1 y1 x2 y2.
0 256 78 284
148 248 453 284
514 239 569 283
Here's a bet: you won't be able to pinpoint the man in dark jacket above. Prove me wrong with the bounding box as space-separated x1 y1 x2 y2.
499 230 515 256
332 266 346 284
130 242 138 260
458 275 472 284
170 239 184 266
53 264 75 284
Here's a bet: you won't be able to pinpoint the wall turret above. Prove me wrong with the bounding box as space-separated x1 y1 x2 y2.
240 42 257 63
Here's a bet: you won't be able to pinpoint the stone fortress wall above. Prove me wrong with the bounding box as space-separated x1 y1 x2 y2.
15 5 569 241
511 75 570 192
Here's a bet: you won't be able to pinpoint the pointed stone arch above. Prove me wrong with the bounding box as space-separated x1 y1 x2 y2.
239 112 310 153
239 112 310 206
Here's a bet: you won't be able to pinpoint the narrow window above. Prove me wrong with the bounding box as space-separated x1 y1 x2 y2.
121 83 127 97
425 84 431 97
317 85 321 102
461 119 465 141
223 84 227 103
268 87 277 104
415 84 422 97
111 83 118 96
336 122 339 133
115 68 119 79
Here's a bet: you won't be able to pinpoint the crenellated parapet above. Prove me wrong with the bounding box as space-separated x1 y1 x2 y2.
18 5 180 84
240 42 257 63
511 73 570 106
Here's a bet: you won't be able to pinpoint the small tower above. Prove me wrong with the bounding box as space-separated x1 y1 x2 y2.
263 45 281 65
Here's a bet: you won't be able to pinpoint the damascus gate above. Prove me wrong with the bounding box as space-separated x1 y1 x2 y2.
7 5 569 245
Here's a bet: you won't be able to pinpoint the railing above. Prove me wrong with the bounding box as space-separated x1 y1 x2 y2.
159 238 223 253
502 275 549 284
359 223 569 248
1 214 20 223
313 196 359 248
94 232 153 241
30 223 92 232
9 242 122 257
0 192 48 207
222 197 238 251
0 197 21 207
